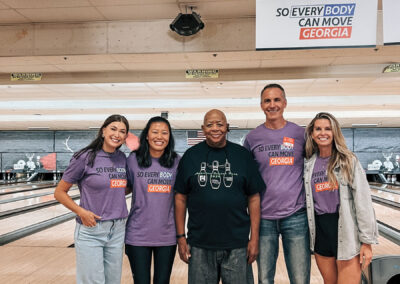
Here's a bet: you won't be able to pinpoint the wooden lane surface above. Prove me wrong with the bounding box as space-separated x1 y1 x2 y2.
0 182 56 194
0 187 57 201
1 236 399 284
373 202 400 231
371 187 400 203
2 218 400 284
1 194 399 284
369 182 400 192
6 219 76 248
0 188 78 212
0 197 130 237
0 203 73 235
6 197 132 248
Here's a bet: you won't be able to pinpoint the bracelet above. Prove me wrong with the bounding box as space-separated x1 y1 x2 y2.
176 234 186 239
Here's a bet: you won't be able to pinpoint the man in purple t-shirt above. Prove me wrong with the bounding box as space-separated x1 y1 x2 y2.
244 84 311 284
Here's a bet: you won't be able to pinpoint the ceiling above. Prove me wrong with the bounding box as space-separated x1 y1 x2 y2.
0 0 399 130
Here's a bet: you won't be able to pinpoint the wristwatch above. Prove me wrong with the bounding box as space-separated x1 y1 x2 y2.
176 233 186 239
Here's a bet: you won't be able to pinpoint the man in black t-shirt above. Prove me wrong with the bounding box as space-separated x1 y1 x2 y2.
174 109 265 284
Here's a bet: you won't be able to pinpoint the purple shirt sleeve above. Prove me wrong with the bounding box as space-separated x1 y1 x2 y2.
62 153 87 184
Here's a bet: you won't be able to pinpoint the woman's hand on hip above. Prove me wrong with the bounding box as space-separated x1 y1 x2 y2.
78 208 101 227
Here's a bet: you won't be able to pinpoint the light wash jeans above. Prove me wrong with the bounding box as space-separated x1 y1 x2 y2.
257 209 311 284
74 219 126 284
188 246 253 284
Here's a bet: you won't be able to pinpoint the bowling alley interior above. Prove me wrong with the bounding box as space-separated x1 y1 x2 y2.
0 0 400 283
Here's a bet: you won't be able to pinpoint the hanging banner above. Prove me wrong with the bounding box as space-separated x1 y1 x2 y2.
256 0 378 50
382 0 400 45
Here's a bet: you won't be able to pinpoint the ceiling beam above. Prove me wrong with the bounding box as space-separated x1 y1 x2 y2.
0 63 397 85
0 18 254 57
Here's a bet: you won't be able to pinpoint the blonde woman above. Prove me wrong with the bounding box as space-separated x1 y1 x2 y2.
304 112 378 284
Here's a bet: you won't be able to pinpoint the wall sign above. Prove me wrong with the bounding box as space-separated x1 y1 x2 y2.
186 70 218 79
256 0 378 49
383 0 400 45
383 64 400 73
11 73 42 81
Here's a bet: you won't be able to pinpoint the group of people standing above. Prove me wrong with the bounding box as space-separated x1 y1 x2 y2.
54 83 378 284
54 115 179 284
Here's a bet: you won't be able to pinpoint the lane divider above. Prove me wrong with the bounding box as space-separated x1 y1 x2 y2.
0 187 78 205
0 194 131 246
0 194 80 220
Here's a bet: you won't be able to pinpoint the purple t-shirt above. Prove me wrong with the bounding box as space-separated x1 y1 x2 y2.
244 122 306 219
311 156 340 215
62 149 129 223
125 153 180 246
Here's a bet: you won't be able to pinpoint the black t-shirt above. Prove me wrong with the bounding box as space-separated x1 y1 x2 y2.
174 141 266 250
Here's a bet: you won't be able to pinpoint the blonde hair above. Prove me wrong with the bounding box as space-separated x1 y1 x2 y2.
305 112 355 186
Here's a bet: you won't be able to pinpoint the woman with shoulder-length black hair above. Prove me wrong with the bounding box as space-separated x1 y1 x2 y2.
135 116 177 168
54 114 130 284
125 116 180 284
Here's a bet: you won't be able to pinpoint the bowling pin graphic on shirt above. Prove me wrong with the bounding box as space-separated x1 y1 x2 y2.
198 162 207 187
210 161 221 189
223 160 233 188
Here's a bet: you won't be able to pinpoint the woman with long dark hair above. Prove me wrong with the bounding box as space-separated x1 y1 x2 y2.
54 114 129 284
125 116 180 284
304 112 378 284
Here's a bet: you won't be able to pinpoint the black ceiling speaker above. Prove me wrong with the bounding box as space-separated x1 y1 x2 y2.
161 111 168 120
170 12 204 36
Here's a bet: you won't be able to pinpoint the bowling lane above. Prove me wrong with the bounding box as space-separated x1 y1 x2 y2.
0 181 57 195
0 188 78 212
369 185 400 231
4 196 132 247
0 203 76 235
0 195 132 237
373 202 400 231
370 187 400 203
369 182 400 193
5 220 76 248
2 194 400 284
0 187 58 201
0 179 27 185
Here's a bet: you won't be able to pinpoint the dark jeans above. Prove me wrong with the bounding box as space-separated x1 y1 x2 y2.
188 246 253 284
125 244 176 284
257 209 311 284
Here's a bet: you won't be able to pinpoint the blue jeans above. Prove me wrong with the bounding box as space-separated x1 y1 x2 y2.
74 219 126 284
188 246 253 284
257 209 311 284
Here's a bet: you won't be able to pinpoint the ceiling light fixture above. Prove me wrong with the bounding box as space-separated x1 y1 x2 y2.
170 7 204 36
